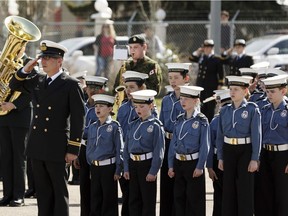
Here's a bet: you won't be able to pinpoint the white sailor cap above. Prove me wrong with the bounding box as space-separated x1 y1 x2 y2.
39 40 68 57
165 63 191 74
131 89 157 104
91 94 115 106
70 70 87 79
203 39 214 46
180 86 204 98
213 89 231 102
239 68 258 78
262 74 288 89
250 61 270 70
122 71 148 82
226 75 253 87
265 68 287 78
234 39 246 46
85 76 108 87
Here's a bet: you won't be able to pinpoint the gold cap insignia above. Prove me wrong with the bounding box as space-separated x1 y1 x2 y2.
40 43 47 51
133 37 136 42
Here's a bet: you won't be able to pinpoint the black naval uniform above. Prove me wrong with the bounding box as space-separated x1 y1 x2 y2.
9 69 85 216
0 92 31 205
113 56 162 94
222 54 254 76
190 54 224 122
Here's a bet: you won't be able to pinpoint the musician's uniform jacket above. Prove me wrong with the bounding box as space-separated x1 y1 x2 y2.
9 69 85 162
222 53 254 76
114 56 162 93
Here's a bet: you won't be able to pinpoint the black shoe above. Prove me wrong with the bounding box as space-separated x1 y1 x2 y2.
0 197 12 206
9 199 24 207
24 189 36 198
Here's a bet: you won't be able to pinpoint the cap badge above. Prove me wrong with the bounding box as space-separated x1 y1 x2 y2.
147 125 154 133
40 43 47 51
281 110 287 117
133 37 136 42
106 125 113 132
241 110 248 119
192 121 199 129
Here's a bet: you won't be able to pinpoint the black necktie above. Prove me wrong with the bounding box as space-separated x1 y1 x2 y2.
45 77 52 88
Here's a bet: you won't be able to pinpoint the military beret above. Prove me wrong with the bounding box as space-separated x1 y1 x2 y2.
128 34 146 44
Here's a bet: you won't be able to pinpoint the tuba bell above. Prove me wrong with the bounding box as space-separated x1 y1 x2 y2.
0 15 41 115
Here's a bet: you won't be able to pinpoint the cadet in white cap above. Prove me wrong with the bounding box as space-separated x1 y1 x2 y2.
123 89 164 216
190 39 224 122
86 94 123 216
206 89 231 216
222 39 254 76
70 70 87 90
74 75 107 216
254 74 288 216
117 70 153 216
159 62 190 216
216 75 261 216
10 40 85 216
167 85 209 216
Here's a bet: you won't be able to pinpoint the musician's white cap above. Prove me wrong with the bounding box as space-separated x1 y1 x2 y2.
85 76 108 87
39 40 68 57
262 74 288 89
91 94 115 106
239 68 257 78
122 71 148 82
180 86 204 98
165 85 174 93
213 89 231 102
250 61 270 69
165 63 191 73
131 90 157 104
226 75 253 87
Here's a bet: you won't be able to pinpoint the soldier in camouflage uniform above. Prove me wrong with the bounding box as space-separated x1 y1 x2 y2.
113 34 162 94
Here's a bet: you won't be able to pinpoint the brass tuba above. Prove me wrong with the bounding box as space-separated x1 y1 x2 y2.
0 16 41 115
113 62 126 113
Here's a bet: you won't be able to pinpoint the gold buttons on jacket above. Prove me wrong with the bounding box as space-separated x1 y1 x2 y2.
44 129 48 132
46 117 49 121
48 106 52 110
35 115 38 118
33 126 36 129
36 104 40 108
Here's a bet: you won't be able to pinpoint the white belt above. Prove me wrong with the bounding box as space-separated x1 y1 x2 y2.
92 157 116 166
165 131 173 139
176 152 199 161
130 152 153 161
263 144 288 152
224 136 251 145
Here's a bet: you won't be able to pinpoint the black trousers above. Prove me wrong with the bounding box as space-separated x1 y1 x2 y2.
32 159 69 216
160 138 175 216
78 145 91 216
174 159 206 216
129 159 157 216
0 126 27 200
222 144 254 216
119 176 129 216
255 149 288 216
212 155 223 216
26 157 35 192
90 163 118 216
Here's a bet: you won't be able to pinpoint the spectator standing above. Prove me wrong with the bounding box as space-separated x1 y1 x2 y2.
9 40 85 216
190 39 224 122
221 10 235 53
94 21 116 77
143 26 165 59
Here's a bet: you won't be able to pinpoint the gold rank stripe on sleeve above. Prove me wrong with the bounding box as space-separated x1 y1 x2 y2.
14 73 25 81
68 140 81 147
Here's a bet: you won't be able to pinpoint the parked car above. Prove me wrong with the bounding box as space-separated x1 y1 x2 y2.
245 34 288 70
58 36 129 76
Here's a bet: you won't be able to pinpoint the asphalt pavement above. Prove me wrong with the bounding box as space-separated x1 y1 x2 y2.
0 170 214 215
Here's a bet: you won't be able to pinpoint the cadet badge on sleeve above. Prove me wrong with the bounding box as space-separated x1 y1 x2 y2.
147 125 154 133
281 110 287 117
241 111 248 119
192 121 199 129
106 125 113 132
